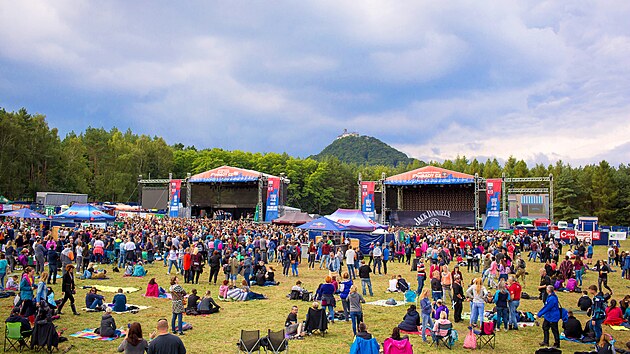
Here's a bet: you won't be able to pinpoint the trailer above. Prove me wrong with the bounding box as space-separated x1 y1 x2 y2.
36 192 88 207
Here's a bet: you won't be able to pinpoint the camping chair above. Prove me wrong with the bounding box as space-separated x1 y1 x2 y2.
476 321 496 349
30 320 58 354
4 322 28 352
304 308 328 337
237 330 262 354
430 323 453 349
264 329 288 353
289 290 301 300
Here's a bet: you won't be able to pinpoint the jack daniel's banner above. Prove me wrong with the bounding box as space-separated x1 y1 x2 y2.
390 210 475 228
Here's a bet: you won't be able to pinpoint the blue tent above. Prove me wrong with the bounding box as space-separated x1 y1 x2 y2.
297 217 348 232
0 208 47 219
53 204 115 221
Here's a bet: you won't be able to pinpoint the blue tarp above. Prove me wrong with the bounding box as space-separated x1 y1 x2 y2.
346 232 395 255
0 208 47 219
298 217 348 232
53 204 115 221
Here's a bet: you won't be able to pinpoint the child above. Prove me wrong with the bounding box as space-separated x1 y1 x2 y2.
5 275 18 291
219 279 229 299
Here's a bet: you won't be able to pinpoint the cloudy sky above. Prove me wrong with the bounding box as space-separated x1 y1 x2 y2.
1 1 629 166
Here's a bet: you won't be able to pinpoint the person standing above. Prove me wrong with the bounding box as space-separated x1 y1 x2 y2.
339 272 353 322
47 245 59 284
452 275 464 323
372 243 383 275
416 258 426 295
345 246 356 279
169 276 187 335
347 285 365 336
493 280 511 332
148 319 186 354
57 264 80 316
34 239 46 275
382 244 390 275
419 290 434 343
589 284 606 341
537 285 561 349
466 278 488 328
507 275 522 331
208 250 221 285
597 261 613 294
358 260 373 297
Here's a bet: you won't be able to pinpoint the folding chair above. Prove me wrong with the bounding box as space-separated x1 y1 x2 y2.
304 308 328 337
237 330 262 354
264 329 288 353
430 323 453 349
4 322 27 352
476 321 496 349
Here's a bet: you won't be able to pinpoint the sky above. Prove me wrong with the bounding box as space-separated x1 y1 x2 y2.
1 1 629 166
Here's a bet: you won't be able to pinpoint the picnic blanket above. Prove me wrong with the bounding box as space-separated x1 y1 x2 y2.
70 328 127 341
517 322 536 328
87 285 140 293
143 293 172 299
560 333 615 345
609 325 630 331
365 300 407 307
82 304 151 314
400 329 432 336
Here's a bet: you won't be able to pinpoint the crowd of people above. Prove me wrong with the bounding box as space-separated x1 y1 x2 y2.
1 216 630 353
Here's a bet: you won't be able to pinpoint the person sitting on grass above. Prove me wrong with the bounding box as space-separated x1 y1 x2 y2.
99 307 121 338
240 280 268 300
5 275 19 291
398 304 421 333
112 288 127 313
285 305 305 339
218 279 230 300
82 263 95 279
186 289 199 315
387 276 398 292
132 262 147 277
562 311 583 340
198 290 220 314
145 278 159 298
85 287 105 311
396 275 410 293
124 262 134 277
603 299 625 326
117 322 148 354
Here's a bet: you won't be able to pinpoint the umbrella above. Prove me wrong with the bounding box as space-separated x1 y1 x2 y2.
0 208 47 219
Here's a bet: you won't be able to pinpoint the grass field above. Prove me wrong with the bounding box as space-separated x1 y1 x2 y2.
3 242 630 354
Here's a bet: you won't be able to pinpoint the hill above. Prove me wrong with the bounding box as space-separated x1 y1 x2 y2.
311 135 413 166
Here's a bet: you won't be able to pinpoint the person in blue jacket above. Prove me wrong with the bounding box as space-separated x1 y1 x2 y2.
112 288 128 313
383 246 390 275
537 285 561 349
349 322 379 354
19 267 36 316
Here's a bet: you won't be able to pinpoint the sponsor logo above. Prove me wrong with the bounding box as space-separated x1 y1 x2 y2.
209 169 241 178
411 171 448 179
414 210 451 226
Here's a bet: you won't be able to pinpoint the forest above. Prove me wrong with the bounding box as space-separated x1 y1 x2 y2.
1 108 628 225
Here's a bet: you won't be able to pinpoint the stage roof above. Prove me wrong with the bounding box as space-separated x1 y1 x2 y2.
189 165 279 183
385 166 475 186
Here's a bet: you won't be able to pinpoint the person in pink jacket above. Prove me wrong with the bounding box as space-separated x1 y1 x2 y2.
383 327 413 354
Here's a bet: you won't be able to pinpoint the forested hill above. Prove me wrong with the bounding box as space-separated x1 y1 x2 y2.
312 135 413 166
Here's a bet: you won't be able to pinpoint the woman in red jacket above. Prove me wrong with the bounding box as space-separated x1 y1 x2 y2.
603 299 624 326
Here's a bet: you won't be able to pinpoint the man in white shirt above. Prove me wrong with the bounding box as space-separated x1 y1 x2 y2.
372 243 383 275
345 246 357 279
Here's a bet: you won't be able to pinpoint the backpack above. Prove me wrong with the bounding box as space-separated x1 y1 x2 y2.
463 329 476 349
448 329 458 347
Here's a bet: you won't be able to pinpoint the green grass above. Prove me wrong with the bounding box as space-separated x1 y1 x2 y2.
4 243 630 353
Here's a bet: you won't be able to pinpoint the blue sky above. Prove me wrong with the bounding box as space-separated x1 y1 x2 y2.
1 1 629 165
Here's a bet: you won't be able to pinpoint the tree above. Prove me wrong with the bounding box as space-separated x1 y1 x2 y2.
554 168 579 221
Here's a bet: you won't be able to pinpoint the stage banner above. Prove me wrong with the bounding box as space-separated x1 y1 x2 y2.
390 210 474 228
360 182 376 220
483 178 502 230
265 177 280 222
169 180 181 218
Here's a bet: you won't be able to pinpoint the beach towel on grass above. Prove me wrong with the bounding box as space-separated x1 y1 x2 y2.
560 333 615 345
517 322 536 328
142 293 172 299
88 285 140 293
82 304 151 314
610 325 630 331
365 300 407 307
70 329 127 341
400 329 432 336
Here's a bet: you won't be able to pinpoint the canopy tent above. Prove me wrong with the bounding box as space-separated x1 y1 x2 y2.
53 204 115 221
0 208 47 219
273 212 314 225
0 195 12 204
189 165 279 183
297 217 348 232
384 166 475 185
326 209 387 232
